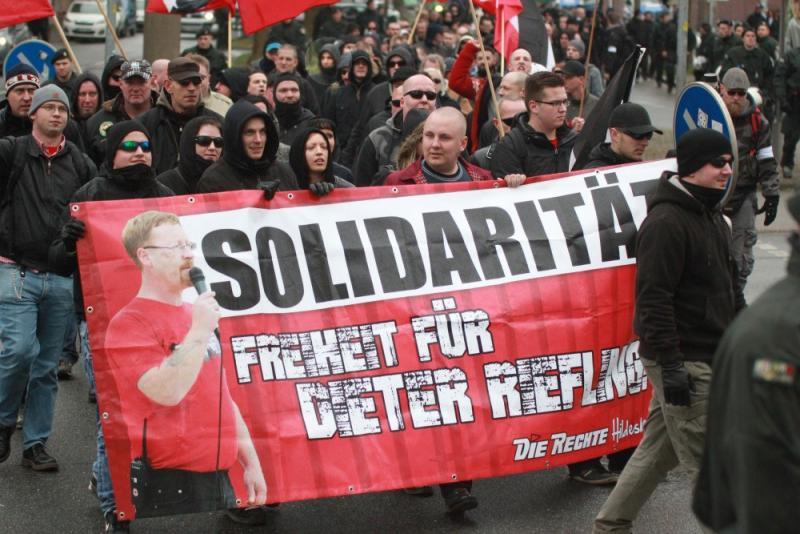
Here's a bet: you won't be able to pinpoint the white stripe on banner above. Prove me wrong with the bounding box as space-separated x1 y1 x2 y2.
178 160 676 316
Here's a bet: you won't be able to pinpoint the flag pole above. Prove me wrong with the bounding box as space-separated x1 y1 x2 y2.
50 16 82 73
468 0 504 138
579 0 600 118
500 4 505 76
93 0 129 60
227 12 233 68
408 0 427 45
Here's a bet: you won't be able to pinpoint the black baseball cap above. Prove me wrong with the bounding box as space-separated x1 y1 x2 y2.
557 60 585 78
609 102 663 135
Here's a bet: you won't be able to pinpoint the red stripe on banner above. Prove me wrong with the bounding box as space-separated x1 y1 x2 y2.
0 0 54 29
76 160 673 519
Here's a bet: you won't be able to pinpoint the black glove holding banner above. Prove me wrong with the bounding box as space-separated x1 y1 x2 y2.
661 361 694 407
258 180 281 200
61 218 86 252
310 182 334 197
757 195 780 226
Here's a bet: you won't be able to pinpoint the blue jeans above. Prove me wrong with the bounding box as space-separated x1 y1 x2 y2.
81 320 116 514
0 264 73 448
60 315 79 366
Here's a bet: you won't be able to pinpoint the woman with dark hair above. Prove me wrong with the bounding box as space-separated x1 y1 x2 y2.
157 116 224 195
289 128 353 196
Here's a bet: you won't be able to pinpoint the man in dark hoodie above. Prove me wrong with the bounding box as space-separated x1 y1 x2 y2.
215 67 250 103
593 128 744 534
323 49 375 160
86 60 156 167
101 55 127 103
309 43 341 106
340 46 413 166
157 116 223 195
140 58 221 175
196 100 297 194
70 72 103 147
273 73 315 146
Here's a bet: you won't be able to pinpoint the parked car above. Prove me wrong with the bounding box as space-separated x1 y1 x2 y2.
135 0 145 29
0 24 33 67
181 11 218 35
63 0 129 41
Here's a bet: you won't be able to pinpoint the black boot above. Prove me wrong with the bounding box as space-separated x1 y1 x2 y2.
0 425 13 463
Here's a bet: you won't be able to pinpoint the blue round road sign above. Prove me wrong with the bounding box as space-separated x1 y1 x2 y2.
3 40 57 81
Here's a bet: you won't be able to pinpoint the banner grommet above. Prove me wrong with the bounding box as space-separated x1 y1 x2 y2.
187 197 196 204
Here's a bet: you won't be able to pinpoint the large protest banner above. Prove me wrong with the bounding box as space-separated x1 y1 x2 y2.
75 159 674 520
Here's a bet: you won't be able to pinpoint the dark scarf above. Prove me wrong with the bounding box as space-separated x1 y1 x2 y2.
680 179 726 211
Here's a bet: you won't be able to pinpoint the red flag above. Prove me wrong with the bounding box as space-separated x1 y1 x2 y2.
237 0 338 35
0 0 54 29
494 0 522 59
471 0 496 17
146 0 233 15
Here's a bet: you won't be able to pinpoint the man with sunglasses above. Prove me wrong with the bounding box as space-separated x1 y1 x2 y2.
86 60 157 167
353 74 438 186
490 71 578 179
719 67 780 291
594 128 745 534
0 86 95 474
140 58 222 175
582 103 661 170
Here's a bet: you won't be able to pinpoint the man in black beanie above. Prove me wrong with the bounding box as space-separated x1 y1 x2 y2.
593 127 745 533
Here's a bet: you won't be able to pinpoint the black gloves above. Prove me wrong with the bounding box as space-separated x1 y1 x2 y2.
61 218 86 252
661 361 694 407
757 195 779 226
258 180 281 200
310 181 335 197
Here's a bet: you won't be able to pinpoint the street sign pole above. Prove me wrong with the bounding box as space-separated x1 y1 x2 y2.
676 0 689 91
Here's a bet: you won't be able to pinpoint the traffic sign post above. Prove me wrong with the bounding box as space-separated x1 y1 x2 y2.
674 81 738 206
2 39 57 81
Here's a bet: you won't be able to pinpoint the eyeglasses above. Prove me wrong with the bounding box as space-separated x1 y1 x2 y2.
708 156 733 168
176 78 202 87
501 117 516 127
195 136 224 148
39 103 68 114
390 99 401 107
143 242 197 252
118 140 152 152
726 89 746 97
535 99 569 108
623 130 654 141
405 90 437 101
388 60 406 68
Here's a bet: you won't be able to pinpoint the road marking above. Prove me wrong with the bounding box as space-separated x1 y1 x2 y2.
756 243 790 258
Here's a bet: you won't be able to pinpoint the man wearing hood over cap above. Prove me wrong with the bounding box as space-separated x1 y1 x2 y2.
309 44 341 106
273 73 316 146
322 50 376 152
101 55 127 102
593 128 745 534
215 67 251 103
140 57 222 175
196 100 297 194
158 116 223 195
0 85 95 475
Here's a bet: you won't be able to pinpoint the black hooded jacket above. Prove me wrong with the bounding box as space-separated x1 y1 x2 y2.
634 172 744 366
322 49 376 160
157 116 221 195
309 44 341 105
196 100 297 193
101 55 126 102
218 67 250 102
69 72 104 148
289 128 353 189
139 89 221 175
274 73 316 146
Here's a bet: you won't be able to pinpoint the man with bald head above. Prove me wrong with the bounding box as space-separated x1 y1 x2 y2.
497 71 527 100
509 48 533 73
353 75 438 186
150 59 170 91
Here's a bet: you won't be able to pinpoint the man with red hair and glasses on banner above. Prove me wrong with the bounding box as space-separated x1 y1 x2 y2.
105 211 267 526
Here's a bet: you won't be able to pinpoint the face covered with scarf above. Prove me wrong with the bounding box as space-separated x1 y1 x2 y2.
106 120 156 186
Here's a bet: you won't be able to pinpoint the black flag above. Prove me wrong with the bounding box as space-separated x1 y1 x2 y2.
570 46 645 170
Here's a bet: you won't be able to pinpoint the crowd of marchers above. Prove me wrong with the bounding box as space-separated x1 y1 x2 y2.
0 2 798 533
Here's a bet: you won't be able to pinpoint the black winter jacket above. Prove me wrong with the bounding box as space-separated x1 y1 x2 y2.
139 90 221 175
84 91 157 166
582 143 637 169
490 113 578 178
0 103 87 151
0 135 95 271
156 116 219 195
634 172 744 365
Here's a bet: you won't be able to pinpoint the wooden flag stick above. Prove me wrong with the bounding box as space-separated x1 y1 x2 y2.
227 13 233 68
579 0 600 118
469 0 504 138
93 0 129 60
50 16 82 73
408 0 427 45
